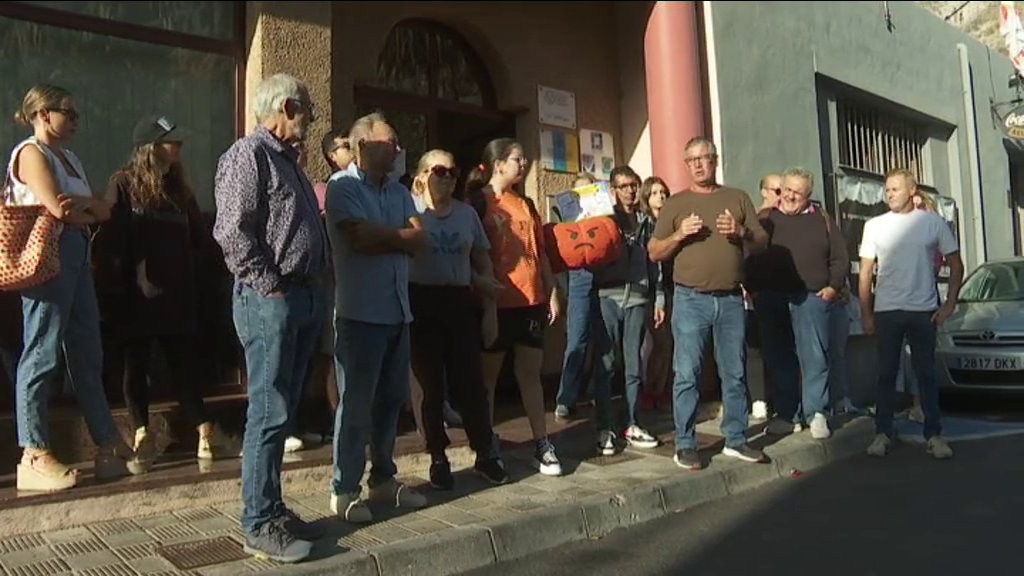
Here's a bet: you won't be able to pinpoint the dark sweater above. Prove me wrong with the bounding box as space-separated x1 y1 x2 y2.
744 208 848 294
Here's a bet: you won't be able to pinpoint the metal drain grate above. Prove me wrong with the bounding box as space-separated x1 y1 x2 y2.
156 536 248 570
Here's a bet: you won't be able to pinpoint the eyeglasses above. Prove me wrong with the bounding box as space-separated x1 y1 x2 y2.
428 165 460 179
47 108 79 121
684 154 716 165
288 98 315 113
613 181 640 190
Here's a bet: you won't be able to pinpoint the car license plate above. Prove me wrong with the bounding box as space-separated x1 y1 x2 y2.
955 357 1020 371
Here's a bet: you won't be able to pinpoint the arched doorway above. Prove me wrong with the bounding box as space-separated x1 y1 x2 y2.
355 19 515 190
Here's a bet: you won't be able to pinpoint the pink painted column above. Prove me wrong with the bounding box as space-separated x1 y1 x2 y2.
644 1 706 193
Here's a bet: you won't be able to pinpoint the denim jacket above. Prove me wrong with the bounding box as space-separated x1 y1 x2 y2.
591 210 664 309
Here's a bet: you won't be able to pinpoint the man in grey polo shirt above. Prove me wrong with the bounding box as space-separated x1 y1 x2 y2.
325 113 429 523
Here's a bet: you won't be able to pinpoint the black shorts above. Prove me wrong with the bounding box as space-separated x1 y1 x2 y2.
484 305 547 352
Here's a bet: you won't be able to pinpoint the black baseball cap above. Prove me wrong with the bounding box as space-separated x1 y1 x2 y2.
133 115 189 146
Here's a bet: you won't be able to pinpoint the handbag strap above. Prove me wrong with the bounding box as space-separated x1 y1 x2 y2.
1 169 12 206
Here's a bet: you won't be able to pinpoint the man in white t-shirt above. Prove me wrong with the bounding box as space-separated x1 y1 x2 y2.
858 169 964 460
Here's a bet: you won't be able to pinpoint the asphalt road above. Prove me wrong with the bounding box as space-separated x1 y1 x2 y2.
464 419 1024 576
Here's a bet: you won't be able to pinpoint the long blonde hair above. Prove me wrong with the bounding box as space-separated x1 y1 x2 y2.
118 144 194 210
13 84 71 126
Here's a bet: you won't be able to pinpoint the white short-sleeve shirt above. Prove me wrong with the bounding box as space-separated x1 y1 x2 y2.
859 209 959 312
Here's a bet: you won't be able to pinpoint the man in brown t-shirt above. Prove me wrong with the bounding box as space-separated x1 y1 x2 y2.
649 137 769 470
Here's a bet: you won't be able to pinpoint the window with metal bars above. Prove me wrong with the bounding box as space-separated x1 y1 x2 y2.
837 100 929 184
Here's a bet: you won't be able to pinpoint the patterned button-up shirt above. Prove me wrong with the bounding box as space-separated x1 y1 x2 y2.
213 125 327 295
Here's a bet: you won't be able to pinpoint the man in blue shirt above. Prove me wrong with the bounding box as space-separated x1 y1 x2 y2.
325 113 429 523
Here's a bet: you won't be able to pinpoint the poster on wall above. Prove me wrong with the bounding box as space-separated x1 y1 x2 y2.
579 128 615 180
550 181 615 222
538 85 577 129
540 128 580 173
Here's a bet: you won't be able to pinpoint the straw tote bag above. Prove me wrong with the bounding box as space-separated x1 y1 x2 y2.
0 172 61 291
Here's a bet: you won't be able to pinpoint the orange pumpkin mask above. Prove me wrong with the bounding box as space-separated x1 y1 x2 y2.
543 216 622 273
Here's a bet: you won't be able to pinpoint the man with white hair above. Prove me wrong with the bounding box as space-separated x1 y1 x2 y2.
214 73 327 564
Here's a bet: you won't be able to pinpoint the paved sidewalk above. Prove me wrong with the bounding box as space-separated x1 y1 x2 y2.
0 411 874 576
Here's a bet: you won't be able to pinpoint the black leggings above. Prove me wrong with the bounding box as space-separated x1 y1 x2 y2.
123 335 208 429
409 285 495 459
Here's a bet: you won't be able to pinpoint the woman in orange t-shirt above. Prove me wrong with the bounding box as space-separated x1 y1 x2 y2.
466 138 563 477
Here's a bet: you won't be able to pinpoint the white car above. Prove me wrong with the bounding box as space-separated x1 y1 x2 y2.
936 258 1024 392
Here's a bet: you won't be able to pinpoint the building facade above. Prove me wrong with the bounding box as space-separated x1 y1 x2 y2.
2 1 1021 412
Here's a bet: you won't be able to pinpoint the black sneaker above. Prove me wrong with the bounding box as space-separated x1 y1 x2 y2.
280 507 324 541
474 457 509 485
673 448 702 470
722 444 768 463
244 519 312 564
429 459 453 491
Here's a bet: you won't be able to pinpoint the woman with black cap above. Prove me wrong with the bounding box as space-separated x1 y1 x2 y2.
99 115 233 466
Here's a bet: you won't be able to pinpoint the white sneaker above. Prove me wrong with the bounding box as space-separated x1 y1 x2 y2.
866 434 892 457
369 480 428 509
908 405 925 424
926 436 953 460
330 492 373 523
597 430 616 456
809 413 831 440
128 428 157 475
751 401 769 420
624 425 659 449
284 436 304 453
534 439 563 476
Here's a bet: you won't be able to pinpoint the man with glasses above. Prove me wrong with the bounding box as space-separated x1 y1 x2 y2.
759 173 783 211
588 166 665 455
648 137 769 471
214 73 326 563
325 112 429 523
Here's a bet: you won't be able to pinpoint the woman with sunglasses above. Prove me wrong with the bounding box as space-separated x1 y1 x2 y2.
6 84 140 491
465 138 563 477
408 149 509 489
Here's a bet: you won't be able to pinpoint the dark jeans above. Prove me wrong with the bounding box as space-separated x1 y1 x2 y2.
592 298 646 431
754 291 832 422
123 335 208 429
556 269 598 407
875 310 941 439
409 285 494 459
233 282 325 536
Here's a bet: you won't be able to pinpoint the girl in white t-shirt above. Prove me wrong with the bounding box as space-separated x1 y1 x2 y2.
6 84 143 492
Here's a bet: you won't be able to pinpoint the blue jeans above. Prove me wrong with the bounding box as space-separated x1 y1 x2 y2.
332 320 410 495
755 291 832 422
233 282 324 536
875 310 941 438
828 301 851 407
17 229 119 448
556 269 597 408
671 286 748 449
592 298 646 431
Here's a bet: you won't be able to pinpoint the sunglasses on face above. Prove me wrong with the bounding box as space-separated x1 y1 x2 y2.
428 165 460 179
47 108 79 121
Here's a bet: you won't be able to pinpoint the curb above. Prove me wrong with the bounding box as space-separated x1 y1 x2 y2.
269 417 875 576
